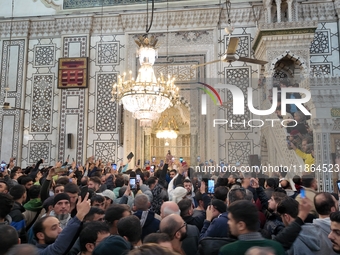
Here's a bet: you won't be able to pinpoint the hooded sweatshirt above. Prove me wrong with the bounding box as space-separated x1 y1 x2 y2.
23 198 44 228
288 223 337 255
313 217 338 254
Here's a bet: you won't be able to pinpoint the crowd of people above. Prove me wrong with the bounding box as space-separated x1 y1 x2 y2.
0 152 339 255
270 80 315 170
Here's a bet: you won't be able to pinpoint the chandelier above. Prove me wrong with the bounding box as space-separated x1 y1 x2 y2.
156 115 179 139
111 1 179 127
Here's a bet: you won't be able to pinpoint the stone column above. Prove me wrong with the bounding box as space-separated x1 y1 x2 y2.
144 127 152 162
312 119 334 192
287 0 293 22
264 0 272 23
123 111 136 169
275 0 282 23
190 128 198 168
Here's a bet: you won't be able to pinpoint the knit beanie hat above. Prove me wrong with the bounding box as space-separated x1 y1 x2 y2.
93 235 131 255
53 193 70 206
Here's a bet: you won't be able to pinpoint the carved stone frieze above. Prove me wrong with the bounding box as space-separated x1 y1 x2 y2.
1 1 339 39
29 16 94 38
335 0 340 17
29 20 58 38
92 16 124 34
311 118 335 132
0 20 30 38
257 21 318 31
56 16 93 35
299 2 336 21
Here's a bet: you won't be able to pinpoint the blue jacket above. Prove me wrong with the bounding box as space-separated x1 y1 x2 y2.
36 216 82 255
199 212 229 240
134 210 160 240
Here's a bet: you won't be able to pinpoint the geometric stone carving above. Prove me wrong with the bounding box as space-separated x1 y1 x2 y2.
28 141 51 164
333 119 340 131
310 63 332 77
95 73 118 133
227 141 252 164
96 42 119 65
224 67 251 131
33 45 55 67
225 35 251 58
175 31 209 42
155 64 196 82
273 70 289 80
30 74 54 133
0 39 25 160
94 141 117 163
310 30 331 55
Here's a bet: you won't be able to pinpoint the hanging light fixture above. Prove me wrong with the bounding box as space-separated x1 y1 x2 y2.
156 115 179 139
112 0 179 127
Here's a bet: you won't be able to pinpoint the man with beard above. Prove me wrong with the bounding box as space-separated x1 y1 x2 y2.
33 193 91 255
183 179 197 207
329 211 340 253
50 193 71 229
160 214 187 255
262 192 287 239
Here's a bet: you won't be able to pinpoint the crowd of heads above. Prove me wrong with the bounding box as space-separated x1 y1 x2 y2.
0 154 339 255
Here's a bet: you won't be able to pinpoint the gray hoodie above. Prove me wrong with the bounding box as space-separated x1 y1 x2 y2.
313 217 337 254
288 223 337 255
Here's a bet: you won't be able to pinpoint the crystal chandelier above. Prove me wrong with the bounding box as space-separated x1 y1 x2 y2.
112 35 179 126
156 115 179 139
111 0 179 126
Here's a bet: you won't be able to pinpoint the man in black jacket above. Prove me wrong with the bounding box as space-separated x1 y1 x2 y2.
178 198 205 231
9 185 27 243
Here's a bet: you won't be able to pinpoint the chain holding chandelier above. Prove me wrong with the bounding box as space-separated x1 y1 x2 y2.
111 0 179 127
156 114 179 139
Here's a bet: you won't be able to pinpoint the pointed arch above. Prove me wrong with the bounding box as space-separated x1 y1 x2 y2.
269 50 309 77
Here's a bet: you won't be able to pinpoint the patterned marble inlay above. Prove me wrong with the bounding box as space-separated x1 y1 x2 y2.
310 63 332 77
310 30 331 55
227 141 252 164
96 42 119 65
95 73 118 133
0 39 25 159
59 35 87 162
30 74 54 133
94 141 117 163
154 65 196 82
33 45 55 67
224 67 251 131
225 35 251 58
28 141 51 164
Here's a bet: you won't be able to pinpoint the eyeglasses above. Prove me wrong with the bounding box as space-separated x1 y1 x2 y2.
173 222 187 237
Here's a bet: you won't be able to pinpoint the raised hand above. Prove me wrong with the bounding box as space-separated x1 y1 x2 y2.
76 193 91 221
297 197 313 221
250 177 259 188
47 168 56 180
200 180 206 194
124 183 131 197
